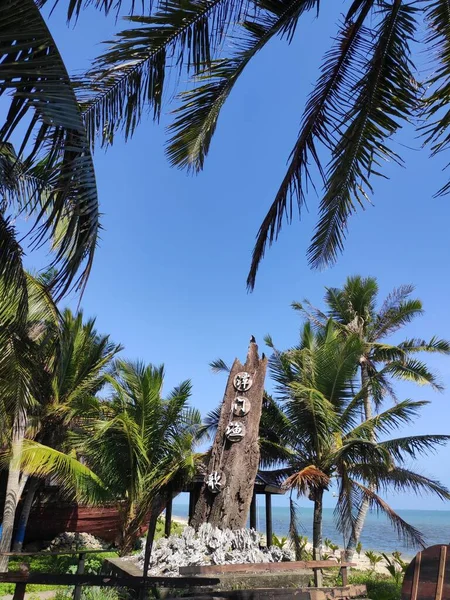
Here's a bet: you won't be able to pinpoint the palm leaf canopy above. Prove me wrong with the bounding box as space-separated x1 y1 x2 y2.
269 319 450 548
0 0 100 301
63 0 450 288
295 276 450 409
76 359 202 502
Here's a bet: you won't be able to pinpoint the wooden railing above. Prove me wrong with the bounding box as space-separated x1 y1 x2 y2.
0 550 218 600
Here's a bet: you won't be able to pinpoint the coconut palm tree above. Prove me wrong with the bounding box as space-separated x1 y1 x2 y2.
295 275 450 555
75 360 203 556
0 278 105 571
11 308 122 552
0 0 100 306
268 320 450 560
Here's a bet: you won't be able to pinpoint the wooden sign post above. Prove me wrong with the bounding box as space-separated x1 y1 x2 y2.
191 338 267 530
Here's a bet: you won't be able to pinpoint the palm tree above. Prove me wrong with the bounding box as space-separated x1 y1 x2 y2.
296 275 450 555
0 278 104 571
50 0 449 288
0 0 100 305
11 308 122 552
268 320 450 560
76 360 203 556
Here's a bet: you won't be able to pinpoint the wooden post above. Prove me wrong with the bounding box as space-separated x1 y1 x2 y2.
314 567 323 588
165 491 172 538
265 493 272 547
341 565 348 586
250 493 257 530
188 490 195 523
191 339 267 530
73 552 85 600
13 583 26 600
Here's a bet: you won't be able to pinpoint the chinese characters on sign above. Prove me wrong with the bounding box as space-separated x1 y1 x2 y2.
233 396 251 417
206 471 224 493
233 372 253 392
225 421 246 442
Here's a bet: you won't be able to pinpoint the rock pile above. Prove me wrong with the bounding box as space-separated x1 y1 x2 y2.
137 523 294 576
46 532 109 551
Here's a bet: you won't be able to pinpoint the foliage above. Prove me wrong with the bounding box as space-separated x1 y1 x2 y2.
0 553 117 596
365 550 384 571
348 571 402 600
382 552 409 585
324 538 339 554
154 517 185 541
0 1 100 302
296 276 450 554
74 360 202 554
271 534 288 549
356 541 363 556
271 319 450 552
59 0 450 288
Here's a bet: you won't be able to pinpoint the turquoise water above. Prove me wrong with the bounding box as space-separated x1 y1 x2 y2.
172 503 450 558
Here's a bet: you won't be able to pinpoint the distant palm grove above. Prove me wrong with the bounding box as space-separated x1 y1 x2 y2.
1 274 449 572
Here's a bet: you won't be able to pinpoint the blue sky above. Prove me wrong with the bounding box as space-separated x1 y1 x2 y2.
24 2 450 510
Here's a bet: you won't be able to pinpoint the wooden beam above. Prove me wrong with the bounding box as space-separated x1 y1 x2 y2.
265 493 272 547
0 573 220 588
250 493 257 530
179 560 355 576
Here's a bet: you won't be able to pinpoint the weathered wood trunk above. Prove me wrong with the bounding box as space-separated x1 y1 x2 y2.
191 339 267 530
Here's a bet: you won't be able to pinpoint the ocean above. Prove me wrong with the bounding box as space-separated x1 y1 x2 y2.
172 503 450 558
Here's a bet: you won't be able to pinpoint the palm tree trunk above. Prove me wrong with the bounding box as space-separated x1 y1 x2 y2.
346 361 372 558
142 511 159 576
312 488 324 561
0 410 26 572
12 478 39 552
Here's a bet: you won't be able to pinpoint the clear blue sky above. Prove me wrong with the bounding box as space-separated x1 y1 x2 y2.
24 2 450 510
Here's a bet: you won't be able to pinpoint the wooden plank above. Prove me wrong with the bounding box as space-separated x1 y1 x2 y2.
435 546 447 600
166 584 367 600
410 551 421 600
402 546 450 600
0 573 220 588
179 560 355 576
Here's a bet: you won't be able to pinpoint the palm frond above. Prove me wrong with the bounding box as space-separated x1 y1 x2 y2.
0 214 27 323
37 0 148 21
397 337 450 355
11 439 108 503
0 0 100 298
80 0 249 145
379 435 450 462
166 0 317 171
209 358 231 373
423 0 450 195
383 359 443 390
307 0 418 269
348 400 429 439
246 2 374 289
352 480 426 548
283 464 330 495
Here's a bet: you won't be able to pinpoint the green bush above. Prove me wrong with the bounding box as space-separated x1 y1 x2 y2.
349 571 402 600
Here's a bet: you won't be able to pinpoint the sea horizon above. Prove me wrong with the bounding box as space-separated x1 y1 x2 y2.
171 503 450 558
